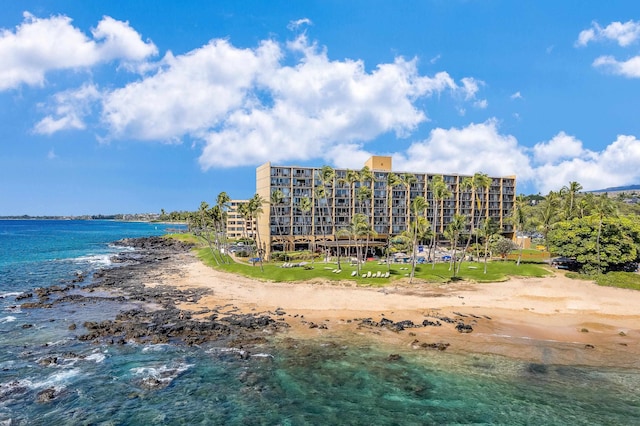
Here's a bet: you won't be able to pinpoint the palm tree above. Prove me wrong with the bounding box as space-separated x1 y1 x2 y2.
429 175 452 269
399 173 418 236
248 193 266 272
473 173 492 259
537 191 560 254
337 213 369 275
197 201 220 265
271 189 285 253
446 214 467 276
511 195 527 266
299 196 313 261
409 196 428 283
216 192 231 263
560 181 583 220
317 165 335 258
479 218 498 274
592 194 617 274
386 172 402 236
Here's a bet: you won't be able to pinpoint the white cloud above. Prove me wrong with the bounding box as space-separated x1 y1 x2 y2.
429 54 441 64
592 55 640 78
531 131 587 164
0 12 157 91
510 91 522 100
47 148 57 160
473 99 488 109
287 18 312 31
531 133 640 192
577 20 640 47
392 119 532 179
34 84 100 134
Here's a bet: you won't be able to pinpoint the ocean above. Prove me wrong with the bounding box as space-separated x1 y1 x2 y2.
0 220 639 425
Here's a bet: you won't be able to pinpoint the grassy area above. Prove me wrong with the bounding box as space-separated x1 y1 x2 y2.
194 245 551 286
566 271 640 291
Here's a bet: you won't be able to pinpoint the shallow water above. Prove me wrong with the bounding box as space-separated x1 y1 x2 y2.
1 220 639 425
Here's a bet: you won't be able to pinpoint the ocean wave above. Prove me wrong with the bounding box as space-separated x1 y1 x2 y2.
0 316 16 324
130 362 193 388
141 344 170 353
0 292 22 299
72 254 113 267
85 352 106 363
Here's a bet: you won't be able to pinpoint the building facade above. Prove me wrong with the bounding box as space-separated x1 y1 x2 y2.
256 156 516 257
226 200 256 240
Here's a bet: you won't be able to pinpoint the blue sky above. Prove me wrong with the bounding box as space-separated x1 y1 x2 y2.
2 1 640 215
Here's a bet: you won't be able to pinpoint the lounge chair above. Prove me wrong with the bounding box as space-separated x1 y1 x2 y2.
351 270 357 277
384 271 390 278
366 271 372 278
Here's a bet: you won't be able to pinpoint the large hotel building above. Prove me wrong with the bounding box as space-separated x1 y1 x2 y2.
255 156 516 257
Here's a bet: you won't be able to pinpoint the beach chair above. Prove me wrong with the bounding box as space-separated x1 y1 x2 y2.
351 271 357 277
366 271 372 278
384 271 390 278
375 271 381 278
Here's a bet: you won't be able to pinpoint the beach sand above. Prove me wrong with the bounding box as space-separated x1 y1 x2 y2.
161 252 640 368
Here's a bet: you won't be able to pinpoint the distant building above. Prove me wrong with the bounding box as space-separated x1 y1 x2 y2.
226 200 256 240
256 156 516 257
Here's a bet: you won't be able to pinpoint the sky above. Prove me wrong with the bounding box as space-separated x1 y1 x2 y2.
2 1 640 215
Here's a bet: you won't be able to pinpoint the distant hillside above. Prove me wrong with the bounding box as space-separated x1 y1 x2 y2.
589 184 640 193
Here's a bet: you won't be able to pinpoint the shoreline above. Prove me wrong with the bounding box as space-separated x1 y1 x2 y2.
170 250 640 369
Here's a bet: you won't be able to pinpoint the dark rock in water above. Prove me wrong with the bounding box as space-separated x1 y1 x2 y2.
68 323 77 330
36 387 57 403
387 354 402 361
16 292 32 300
21 324 33 329
38 356 58 366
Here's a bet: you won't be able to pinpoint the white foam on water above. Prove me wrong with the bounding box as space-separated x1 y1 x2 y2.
130 362 193 386
73 254 112 267
141 344 170 353
0 316 16 324
0 292 22 299
251 353 274 359
85 353 106 363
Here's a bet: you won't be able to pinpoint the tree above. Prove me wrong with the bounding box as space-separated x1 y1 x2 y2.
339 169 361 220
317 165 335 257
478 218 499 273
386 172 402 236
592 194 617 274
299 196 313 261
492 236 518 260
271 189 285 245
537 191 560 253
511 195 528 266
248 194 266 272
429 175 452 269
399 173 418 236
409 196 429 283
216 192 231 263
337 213 370 275
560 181 583 220
548 215 639 273
446 214 467 276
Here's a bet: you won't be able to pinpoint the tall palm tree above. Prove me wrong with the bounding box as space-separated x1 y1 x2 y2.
299 196 313 260
592 194 616 274
399 173 418 236
248 193 266 272
339 169 360 217
511 195 528 266
197 201 220 265
271 189 285 252
409 196 428 283
429 175 452 269
537 191 560 254
473 173 492 259
446 214 467 276
318 165 336 256
560 181 583 220
479 218 498 274
216 192 231 263
386 172 402 236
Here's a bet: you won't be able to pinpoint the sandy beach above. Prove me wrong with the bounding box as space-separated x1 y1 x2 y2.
157 251 640 369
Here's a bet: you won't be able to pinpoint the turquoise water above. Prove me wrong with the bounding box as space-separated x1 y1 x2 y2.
1 220 639 425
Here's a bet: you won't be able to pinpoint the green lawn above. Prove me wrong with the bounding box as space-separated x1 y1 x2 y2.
566 271 640 291
195 246 551 286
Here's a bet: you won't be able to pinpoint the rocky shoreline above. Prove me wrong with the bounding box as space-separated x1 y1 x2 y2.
18 236 288 352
